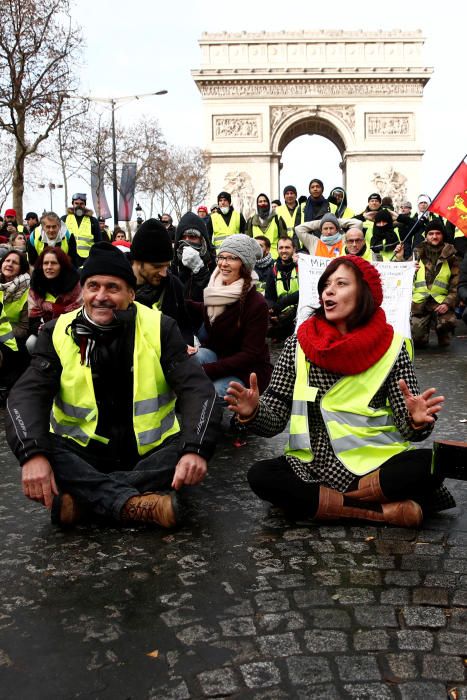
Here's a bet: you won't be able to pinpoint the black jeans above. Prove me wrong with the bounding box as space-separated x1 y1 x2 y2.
49 434 180 521
247 449 443 518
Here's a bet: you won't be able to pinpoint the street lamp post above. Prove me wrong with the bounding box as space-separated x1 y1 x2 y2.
38 182 63 210
83 90 168 227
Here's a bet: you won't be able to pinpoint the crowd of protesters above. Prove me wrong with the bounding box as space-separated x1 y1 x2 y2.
2 179 466 529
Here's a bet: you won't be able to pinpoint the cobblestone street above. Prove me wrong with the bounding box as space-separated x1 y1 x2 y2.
0 336 466 699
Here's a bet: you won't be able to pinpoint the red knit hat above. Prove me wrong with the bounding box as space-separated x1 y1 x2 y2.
344 254 383 307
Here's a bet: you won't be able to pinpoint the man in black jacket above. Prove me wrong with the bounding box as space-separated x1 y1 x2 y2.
6 243 221 528
172 211 215 302
131 218 194 344
265 237 299 341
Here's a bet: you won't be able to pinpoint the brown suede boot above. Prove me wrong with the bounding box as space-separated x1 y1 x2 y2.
345 470 388 503
51 493 81 527
314 486 422 528
120 492 179 528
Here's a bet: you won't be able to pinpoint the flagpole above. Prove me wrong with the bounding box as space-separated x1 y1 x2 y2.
428 153 467 206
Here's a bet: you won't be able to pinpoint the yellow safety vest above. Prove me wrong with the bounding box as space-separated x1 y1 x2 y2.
274 264 299 299
284 333 413 475
65 214 93 259
50 302 180 454
251 218 280 259
31 231 69 257
211 211 241 249
4 287 29 324
276 204 302 237
0 290 18 351
413 259 451 304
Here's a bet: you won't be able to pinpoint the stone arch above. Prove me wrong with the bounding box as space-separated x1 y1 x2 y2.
193 31 432 214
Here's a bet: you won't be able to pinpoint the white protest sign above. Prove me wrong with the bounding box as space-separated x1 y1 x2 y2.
297 255 415 338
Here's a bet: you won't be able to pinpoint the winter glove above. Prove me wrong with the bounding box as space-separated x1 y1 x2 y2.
181 246 204 273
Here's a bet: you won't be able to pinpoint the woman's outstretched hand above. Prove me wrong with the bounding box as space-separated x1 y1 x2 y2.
398 379 444 428
225 372 260 419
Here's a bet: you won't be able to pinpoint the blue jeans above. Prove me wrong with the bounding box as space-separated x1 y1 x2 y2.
49 434 180 521
194 347 244 400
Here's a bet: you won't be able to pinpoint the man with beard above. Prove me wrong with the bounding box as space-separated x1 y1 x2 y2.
275 185 304 246
6 242 221 528
404 221 459 348
265 237 299 342
131 218 194 344
172 211 215 302
207 191 246 249
61 193 101 264
246 193 287 259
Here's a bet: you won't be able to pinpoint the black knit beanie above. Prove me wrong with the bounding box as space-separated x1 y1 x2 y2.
217 191 232 204
177 212 206 239
80 241 137 289
131 218 173 263
374 209 393 226
283 185 297 197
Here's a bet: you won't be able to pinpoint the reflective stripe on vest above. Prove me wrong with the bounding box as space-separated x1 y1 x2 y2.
65 214 93 257
32 232 69 257
0 290 18 351
315 238 344 258
413 259 451 304
252 219 280 259
50 302 180 454
276 204 302 236
4 287 29 324
284 333 413 475
211 211 241 248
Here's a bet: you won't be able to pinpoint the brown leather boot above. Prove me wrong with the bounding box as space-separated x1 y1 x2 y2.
345 470 388 503
314 486 422 528
51 493 81 527
120 492 179 528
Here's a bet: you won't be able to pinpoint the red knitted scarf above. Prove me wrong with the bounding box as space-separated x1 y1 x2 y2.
296 307 394 375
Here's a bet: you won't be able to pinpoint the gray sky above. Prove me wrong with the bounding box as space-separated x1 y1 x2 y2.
28 0 467 215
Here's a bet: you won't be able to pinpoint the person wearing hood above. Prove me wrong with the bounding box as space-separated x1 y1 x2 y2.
401 221 459 348
370 209 400 260
328 187 355 218
173 211 216 302
246 193 286 259
61 193 101 264
131 218 194 345
28 211 78 268
188 234 272 400
206 191 246 249
296 213 345 258
303 179 337 223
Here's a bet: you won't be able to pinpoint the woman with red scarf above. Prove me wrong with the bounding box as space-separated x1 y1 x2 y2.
226 256 456 527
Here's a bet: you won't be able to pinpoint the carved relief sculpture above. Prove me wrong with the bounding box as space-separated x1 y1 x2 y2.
372 167 408 211
213 115 260 140
366 113 413 138
223 171 255 218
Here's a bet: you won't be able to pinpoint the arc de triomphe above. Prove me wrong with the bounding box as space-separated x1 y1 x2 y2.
192 31 432 216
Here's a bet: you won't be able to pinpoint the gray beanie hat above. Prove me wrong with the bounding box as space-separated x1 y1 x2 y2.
319 213 340 232
219 234 262 271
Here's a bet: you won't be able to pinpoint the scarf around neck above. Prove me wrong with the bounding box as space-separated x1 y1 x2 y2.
203 267 255 323
296 307 394 375
0 272 30 304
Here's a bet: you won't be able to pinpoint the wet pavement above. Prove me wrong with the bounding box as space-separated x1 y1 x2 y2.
0 335 466 699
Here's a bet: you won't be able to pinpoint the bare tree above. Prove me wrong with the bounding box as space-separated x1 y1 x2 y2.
0 135 14 212
160 147 210 220
0 0 82 218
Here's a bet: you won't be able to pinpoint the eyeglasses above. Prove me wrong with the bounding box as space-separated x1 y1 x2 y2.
216 255 240 264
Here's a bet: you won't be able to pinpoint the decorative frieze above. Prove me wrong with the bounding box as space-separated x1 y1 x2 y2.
199 81 424 99
366 113 414 138
213 115 261 140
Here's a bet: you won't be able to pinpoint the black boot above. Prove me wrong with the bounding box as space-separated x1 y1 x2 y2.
431 440 467 481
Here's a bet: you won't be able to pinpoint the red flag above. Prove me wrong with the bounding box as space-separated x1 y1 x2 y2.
428 156 467 236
